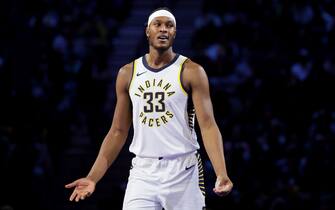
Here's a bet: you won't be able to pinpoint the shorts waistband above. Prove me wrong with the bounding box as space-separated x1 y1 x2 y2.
137 151 197 160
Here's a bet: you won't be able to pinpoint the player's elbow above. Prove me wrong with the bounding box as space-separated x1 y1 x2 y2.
110 126 128 141
198 115 216 130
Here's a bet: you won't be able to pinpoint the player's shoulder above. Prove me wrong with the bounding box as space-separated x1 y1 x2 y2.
183 58 206 75
118 55 143 76
115 62 134 91
118 62 133 75
118 60 138 82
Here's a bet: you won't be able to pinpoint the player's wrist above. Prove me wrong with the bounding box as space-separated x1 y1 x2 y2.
86 175 98 184
216 174 229 180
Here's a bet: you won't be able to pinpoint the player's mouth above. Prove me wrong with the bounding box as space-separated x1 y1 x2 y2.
157 35 169 41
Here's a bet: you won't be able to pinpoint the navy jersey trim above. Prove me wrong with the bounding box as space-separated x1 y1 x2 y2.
142 53 180 72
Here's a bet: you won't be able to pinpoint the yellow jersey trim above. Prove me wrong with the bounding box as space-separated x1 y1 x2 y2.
178 58 188 96
129 59 137 91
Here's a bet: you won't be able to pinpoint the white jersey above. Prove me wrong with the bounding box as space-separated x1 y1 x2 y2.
128 54 199 158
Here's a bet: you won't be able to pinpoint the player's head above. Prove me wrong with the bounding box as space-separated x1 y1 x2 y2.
145 7 176 51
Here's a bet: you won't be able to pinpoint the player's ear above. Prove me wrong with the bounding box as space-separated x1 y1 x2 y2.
145 26 150 37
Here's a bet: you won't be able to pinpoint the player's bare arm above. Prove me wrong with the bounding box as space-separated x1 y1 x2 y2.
182 60 233 196
86 63 133 182
65 63 133 201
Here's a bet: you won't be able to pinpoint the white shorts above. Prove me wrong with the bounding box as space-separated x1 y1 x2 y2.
123 152 206 210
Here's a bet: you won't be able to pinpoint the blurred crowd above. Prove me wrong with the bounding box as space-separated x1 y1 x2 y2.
0 0 334 210
192 1 335 210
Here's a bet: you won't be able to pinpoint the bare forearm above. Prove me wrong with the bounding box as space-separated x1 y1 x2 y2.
87 129 128 183
201 125 228 177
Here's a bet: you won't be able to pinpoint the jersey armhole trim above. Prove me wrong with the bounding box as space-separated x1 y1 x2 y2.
128 60 137 91
178 58 188 96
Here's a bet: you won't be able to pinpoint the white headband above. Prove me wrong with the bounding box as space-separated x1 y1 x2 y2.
147 9 176 26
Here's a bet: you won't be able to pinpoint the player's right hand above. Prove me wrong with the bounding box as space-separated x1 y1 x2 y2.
65 178 96 202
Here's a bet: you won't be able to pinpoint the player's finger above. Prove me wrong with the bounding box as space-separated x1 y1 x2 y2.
79 191 88 199
65 181 77 188
213 188 225 196
69 190 77 201
75 194 81 202
213 186 231 196
224 184 233 192
86 191 92 197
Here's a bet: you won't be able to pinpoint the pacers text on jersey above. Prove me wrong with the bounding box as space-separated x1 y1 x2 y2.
135 78 176 127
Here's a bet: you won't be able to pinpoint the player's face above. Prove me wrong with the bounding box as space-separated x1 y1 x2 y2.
146 16 176 51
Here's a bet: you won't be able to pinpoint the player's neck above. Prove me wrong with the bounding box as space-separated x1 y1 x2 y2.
147 48 176 69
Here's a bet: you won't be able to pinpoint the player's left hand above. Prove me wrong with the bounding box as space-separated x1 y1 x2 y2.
213 175 233 196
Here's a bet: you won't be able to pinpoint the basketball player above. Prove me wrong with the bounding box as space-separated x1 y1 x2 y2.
65 7 233 210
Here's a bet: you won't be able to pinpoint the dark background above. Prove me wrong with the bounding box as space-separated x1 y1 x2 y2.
1 0 334 210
